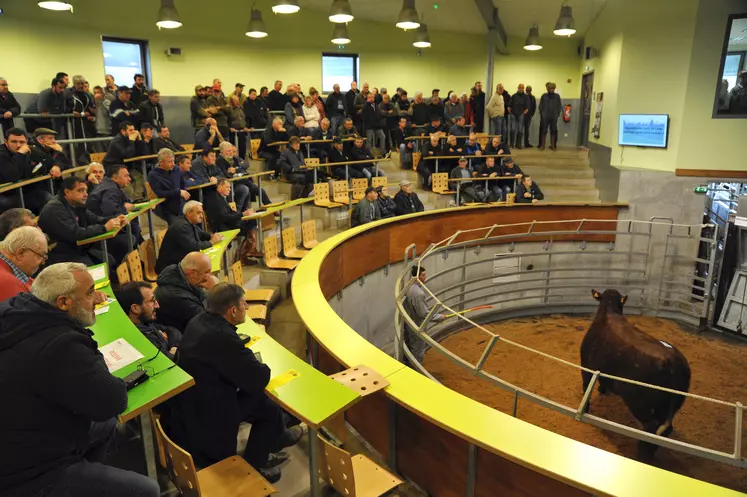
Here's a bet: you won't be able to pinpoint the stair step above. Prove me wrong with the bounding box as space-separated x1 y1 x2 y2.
533 177 596 187
521 166 595 179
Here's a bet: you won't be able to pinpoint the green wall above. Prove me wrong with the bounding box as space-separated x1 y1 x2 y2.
0 1 580 99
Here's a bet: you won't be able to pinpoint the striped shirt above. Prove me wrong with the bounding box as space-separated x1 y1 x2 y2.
0 252 29 285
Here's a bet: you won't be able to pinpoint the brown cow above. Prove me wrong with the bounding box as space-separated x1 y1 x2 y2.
581 289 691 459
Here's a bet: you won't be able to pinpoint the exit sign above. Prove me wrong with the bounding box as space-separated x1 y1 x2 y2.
694 186 707 194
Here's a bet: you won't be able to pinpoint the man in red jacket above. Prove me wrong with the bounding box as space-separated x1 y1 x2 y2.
0 226 47 302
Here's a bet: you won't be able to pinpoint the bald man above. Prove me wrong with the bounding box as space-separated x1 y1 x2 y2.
194 117 224 150
154 252 212 332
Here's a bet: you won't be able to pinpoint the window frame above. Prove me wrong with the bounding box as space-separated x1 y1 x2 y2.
712 14 747 119
101 36 152 88
321 52 360 95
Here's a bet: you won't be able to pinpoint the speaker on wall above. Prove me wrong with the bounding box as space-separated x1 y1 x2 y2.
585 46 599 60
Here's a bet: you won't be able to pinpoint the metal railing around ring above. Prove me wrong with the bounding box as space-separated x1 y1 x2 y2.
393 218 746 468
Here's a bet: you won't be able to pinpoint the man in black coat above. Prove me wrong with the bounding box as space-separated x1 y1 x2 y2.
155 200 222 274
259 117 289 179
0 262 159 497
155 252 212 332
394 180 424 215
138 89 165 128
102 121 147 169
539 82 562 151
152 126 184 153
344 81 359 118
524 85 537 148
167 283 301 483
349 137 385 182
278 137 315 198
29 127 71 174
205 179 262 259
329 137 362 179
109 86 141 133
515 175 545 203
116 281 182 360
310 118 334 162
86 165 141 242
325 84 346 133
0 128 55 215
470 81 486 133
38 176 129 267
266 80 287 112
0 77 21 134
243 88 269 138
194 118 224 150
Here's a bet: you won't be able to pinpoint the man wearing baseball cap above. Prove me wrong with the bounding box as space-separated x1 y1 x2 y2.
207 84 231 139
109 86 141 133
394 179 424 216
232 83 247 107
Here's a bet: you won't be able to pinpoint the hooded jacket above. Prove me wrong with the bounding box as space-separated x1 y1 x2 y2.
154 263 206 332
0 293 126 493
155 217 212 274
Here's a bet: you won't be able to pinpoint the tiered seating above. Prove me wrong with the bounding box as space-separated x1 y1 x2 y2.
351 178 367 202
431 173 455 195
372 177 387 188
126 250 144 282
332 180 356 206
313 182 342 209
301 220 319 249
281 227 310 260
263 236 298 270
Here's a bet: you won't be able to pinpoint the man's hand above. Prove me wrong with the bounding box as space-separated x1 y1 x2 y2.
475 150 482 156
302 136 311 141
243 127 249 132
3 111 12 119
209 177 217 184
50 143 63 152
531 198 538 204
124 202 134 211
117 214 129 226
242 208 255 217
159 330 168 341
250 127 255 132
180 189 191 200
489 172 497 178
523 109 528 115
17 144 30 155
73 111 81 118
49 166 62 178
93 290 108 305
230 128 237 133
124 111 131 116
169 346 178 356
524 192 532 198
128 131 140 141
210 233 224 244
278 127 286 132
104 218 121 231
88 173 100 185
227 167 236 174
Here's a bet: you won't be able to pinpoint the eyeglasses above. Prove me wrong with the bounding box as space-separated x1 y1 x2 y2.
25 248 48 261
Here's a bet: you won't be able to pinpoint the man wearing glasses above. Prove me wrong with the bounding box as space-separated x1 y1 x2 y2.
0 226 48 302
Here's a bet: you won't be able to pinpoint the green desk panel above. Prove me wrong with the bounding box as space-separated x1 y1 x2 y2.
78 199 163 245
202 229 240 273
237 320 359 428
242 197 313 221
90 285 193 422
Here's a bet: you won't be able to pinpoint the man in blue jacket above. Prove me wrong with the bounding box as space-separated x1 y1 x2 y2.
87 164 141 243
148 148 191 225
0 262 159 497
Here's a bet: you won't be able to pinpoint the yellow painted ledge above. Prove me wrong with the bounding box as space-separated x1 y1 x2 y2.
292 204 744 497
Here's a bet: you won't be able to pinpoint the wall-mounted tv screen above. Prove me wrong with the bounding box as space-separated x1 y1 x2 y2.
618 114 670 148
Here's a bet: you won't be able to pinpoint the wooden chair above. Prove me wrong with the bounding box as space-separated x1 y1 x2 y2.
116 262 130 285
246 304 268 322
155 229 168 252
229 201 237 212
317 435 402 497
474 132 489 149
301 220 319 249
412 151 422 171
263 236 298 270
351 178 367 202
431 173 455 195
313 182 342 209
126 250 144 282
261 214 277 233
305 157 320 173
250 139 261 160
371 177 387 189
281 227 310 259
145 182 157 201
89 152 106 164
231 261 276 304
154 418 277 497
181 144 195 152
332 180 355 205
139 238 158 282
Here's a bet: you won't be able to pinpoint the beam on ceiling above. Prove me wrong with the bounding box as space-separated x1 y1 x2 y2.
473 0 509 55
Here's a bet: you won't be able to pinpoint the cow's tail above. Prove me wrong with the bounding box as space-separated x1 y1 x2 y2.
658 353 691 437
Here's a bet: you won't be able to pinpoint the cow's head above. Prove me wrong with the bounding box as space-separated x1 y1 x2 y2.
592 289 628 314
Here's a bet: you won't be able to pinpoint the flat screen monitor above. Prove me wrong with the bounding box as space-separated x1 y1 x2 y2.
618 114 670 148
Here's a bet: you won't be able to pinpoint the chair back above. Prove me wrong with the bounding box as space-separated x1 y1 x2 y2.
264 236 280 261
281 227 297 255
371 177 387 189
228 201 237 212
317 435 357 497
412 151 422 171
305 157 320 167
301 220 317 247
155 418 202 497
90 152 106 164
432 172 451 194
351 178 367 201
145 182 157 201
116 262 130 285
250 139 261 160
126 250 144 282
314 182 332 205
474 132 489 149
332 181 349 203
181 144 195 152
139 239 158 282
155 229 168 251
231 260 244 286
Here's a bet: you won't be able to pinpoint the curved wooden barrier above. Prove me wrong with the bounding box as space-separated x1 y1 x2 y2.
292 203 743 497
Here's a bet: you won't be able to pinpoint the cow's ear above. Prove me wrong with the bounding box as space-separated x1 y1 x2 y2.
620 295 627 306
592 289 600 300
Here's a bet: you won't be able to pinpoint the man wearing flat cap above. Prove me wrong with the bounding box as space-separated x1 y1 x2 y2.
29 127 71 177
394 179 424 216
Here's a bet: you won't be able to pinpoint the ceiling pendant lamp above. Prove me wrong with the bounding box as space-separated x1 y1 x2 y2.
553 4 576 36
156 0 182 29
396 0 420 31
329 0 354 23
38 1 73 11
413 23 431 48
331 23 351 44
523 25 542 51
246 9 269 38
272 0 300 14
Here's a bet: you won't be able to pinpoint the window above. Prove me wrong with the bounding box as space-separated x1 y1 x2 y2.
714 15 747 117
101 37 151 88
321 53 359 94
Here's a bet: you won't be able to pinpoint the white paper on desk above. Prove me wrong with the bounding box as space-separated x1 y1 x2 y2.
99 338 144 373
94 306 110 316
88 265 107 283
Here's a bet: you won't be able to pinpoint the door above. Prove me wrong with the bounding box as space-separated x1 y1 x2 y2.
579 72 594 147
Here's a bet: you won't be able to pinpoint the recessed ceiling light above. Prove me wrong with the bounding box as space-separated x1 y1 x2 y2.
38 1 73 12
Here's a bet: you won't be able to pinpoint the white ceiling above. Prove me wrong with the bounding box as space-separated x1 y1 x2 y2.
299 0 608 37
728 17 747 47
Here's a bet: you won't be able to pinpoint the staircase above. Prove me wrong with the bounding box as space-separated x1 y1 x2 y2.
511 146 600 203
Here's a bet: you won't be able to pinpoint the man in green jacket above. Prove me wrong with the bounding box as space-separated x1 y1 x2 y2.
352 187 381 227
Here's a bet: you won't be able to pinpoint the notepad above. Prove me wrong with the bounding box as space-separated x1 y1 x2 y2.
99 338 144 373
266 369 300 392
244 335 263 348
94 306 110 316
88 264 107 283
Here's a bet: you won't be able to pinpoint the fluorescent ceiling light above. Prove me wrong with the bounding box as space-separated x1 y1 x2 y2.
523 25 543 51
272 0 300 14
331 24 351 44
38 1 73 11
553 5 576 36
246 9 268 38
396 0 420 30
413 23 431 48
329 0 354 23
